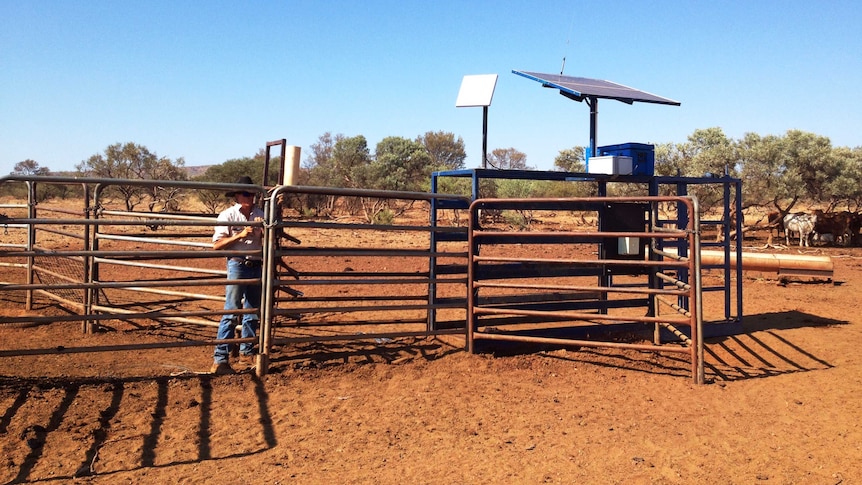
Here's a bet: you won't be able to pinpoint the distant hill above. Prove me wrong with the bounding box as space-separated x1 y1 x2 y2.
184 165 212 178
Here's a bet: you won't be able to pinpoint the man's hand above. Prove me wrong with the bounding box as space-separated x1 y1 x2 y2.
239 217 264 238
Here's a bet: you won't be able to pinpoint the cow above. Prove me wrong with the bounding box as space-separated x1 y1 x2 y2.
764 210 784 245
783 212 817 247
811 209 859 247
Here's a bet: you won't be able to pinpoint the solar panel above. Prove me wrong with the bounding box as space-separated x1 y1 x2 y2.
513 70 680 106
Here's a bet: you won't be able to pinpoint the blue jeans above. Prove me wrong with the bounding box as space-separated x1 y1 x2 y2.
214 259 262 364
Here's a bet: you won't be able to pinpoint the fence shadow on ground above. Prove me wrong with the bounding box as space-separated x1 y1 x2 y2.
0 373 275 484
701 310 842 382
469 310 844 384
266 335 465 372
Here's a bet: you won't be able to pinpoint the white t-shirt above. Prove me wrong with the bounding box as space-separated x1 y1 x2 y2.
213 203 265 252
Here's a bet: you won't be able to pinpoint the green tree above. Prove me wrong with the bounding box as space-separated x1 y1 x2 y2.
13 159 50 176
416 131 467 171
487 147 530 170
300 132 347 216
736 133 788 211
142 156 188 212
553 146 586 172
303 132 343 182
827 146 862 210
653 129 735 212
686 127 736 177
199 156 261 184
350 136 433 223
497 179 538 227
653 142 689 178
372 136 432 192
330 135 372 189
784 129 836 206
77 143 156 211
8 159 52 201
196 157 262 214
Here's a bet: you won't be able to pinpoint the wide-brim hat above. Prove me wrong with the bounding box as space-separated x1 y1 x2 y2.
225 175 255 197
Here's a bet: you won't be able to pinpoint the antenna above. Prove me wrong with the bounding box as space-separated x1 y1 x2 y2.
560 13 575 76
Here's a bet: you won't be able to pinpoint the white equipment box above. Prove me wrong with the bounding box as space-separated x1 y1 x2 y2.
587 155 633 175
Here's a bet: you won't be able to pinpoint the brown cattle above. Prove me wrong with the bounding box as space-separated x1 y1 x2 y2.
811 209 857 246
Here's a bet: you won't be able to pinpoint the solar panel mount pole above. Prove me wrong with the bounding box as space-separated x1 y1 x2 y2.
588 96 598 158
482 106 488 169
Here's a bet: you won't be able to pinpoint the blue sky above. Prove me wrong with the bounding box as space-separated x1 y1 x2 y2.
2 0 860 174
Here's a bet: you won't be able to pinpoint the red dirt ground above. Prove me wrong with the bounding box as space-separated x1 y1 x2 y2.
2 222 862 484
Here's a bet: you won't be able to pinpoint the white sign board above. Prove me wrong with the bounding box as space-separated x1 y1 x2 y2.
455 74 498 107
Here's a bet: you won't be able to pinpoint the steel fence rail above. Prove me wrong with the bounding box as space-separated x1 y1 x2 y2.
2 175 707 383
465 196 705 384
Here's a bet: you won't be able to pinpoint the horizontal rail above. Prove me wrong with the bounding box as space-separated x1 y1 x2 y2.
96 233 212 248
278 220 468 234
3 249 258 259
33 206 85 216
270 328 464 346
99 210 217 222
472 332 691 353
275 277 468 286
33 265 82 284
34 289 84 310
10 218 220 227
277 248 468 258
471 230 689 239
473 306 690 325
94 257 225 275
272 301 465 315
35 226 85 240
115 286 224 302
474 281 688 296
472 255 690 268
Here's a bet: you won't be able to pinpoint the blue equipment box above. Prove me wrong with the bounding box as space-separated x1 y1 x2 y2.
597 143 655 176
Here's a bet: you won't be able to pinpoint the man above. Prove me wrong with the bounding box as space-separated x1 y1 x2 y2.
211 175 265 375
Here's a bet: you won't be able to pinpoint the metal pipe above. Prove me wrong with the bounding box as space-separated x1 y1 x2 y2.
98 209 217 222
277 220 467 234
473 306 690 326
107 286 224 302
658 321 692 344
32 264 82 284
474 332 690 354
475 281 687 296
3 249 257 259
9 218 219 227
656 295 692 317
95 233 212 248
655 272 691 290
93 257 225 275
474 255 690 269
690 196 705 384
26 181 35 310
274 277 467 286
270 328 463 346
471 229 688 240
272 301 466 315
35 226 86 240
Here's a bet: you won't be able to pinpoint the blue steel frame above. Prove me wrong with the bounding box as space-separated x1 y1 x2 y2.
430 168 743 338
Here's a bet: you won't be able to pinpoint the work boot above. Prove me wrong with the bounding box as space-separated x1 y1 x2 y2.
210 362 235 375
237 354 256 370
